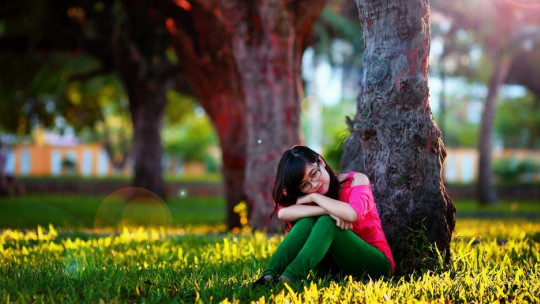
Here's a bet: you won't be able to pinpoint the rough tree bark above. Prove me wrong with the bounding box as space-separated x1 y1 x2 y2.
343 0 456 273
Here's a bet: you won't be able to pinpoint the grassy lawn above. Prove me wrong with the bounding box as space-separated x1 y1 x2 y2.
0 194 226 230
0 194 539 303
0 194 538 229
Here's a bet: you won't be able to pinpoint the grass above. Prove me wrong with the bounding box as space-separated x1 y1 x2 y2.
0 195 539 303
0 194 226 230
19 173 224 183
1 219 538 303
0 194 539 230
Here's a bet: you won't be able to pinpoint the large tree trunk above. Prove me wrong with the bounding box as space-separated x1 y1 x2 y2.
346 0 455 274
477 53 512 205
220 1 326 231
165 2 246 229
162 0 324 230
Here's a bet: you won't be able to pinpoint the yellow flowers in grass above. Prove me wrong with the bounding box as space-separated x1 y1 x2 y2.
0 219 539 303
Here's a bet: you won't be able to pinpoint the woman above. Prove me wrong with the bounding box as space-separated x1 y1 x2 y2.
253 145 395 286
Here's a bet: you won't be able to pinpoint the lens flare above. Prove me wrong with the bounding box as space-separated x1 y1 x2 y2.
94 187 172 231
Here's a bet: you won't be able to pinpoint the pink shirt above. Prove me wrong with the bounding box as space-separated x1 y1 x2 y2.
340 172 395 274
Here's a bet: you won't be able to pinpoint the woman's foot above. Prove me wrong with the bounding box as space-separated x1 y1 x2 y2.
252 274 277 288
278 275 292 283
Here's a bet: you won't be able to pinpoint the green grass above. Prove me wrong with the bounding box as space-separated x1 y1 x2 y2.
455 199 540 213
19 173 223 183
0 219 539 303
0 195 539 302
1 194 538 230
0 194 226 230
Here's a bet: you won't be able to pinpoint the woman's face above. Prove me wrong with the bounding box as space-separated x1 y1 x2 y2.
298 156 330 195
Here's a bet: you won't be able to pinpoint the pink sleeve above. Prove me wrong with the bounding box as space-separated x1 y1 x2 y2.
347 186 376 220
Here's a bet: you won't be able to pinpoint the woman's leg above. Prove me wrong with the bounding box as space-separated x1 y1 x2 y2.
328 230 391 279
260 217 317 278
281 215 391 281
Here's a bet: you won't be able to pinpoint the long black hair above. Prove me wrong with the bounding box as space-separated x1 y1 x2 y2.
272 146 341 210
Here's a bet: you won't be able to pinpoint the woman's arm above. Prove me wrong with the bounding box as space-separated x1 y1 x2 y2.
297 193 358 222
277 204 328 222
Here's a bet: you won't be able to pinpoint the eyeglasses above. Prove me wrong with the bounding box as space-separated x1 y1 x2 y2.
299 162 322 193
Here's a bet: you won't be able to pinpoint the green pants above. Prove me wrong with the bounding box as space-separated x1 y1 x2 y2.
262 215 391 281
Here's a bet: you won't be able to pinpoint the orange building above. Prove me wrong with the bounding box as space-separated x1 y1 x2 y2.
9 143 130 177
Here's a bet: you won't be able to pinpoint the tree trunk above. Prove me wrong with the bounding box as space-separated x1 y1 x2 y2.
477 53 512 205
221 1 326 231
124 79 171 199
166 2 246 229
348 0 456 274
163 0 325 230
115 0 174 199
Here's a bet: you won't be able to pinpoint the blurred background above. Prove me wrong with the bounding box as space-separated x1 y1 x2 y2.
0 0 539 229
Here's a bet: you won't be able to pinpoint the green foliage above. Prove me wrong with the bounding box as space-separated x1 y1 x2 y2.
164 90 198 126
495 93 540 149
433 91 480 148
0 219 539 303
0 41 102 132
312 4 363 67
322 126 348 170
162 107 217 163
493 157 540 183
390 218 443 276
204 153 219 173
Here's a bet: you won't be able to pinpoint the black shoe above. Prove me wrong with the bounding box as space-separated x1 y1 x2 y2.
252 275 277 288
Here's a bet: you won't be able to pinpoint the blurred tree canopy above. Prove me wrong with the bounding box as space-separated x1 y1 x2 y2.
496 93 540 149
0 0 327 230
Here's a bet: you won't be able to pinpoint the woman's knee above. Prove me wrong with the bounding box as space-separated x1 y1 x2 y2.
291 216 317 231
316 215 334 224
315 215 338 229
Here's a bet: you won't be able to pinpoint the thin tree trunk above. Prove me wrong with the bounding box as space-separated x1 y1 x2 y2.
349 0 455 274
477 53 512 205
111 0 176 199
125 79 172 199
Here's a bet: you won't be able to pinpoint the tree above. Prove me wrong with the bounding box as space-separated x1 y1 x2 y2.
495 93 540 149
342 0 456 273
62 75 133 173
0 0 178 198
160 0 326 230
1 0 326 229
433 0 540 205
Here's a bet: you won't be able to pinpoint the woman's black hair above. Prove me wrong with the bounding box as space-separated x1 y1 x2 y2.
272 146 342 212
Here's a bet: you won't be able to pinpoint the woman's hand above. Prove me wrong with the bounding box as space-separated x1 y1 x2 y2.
329 214 354 230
